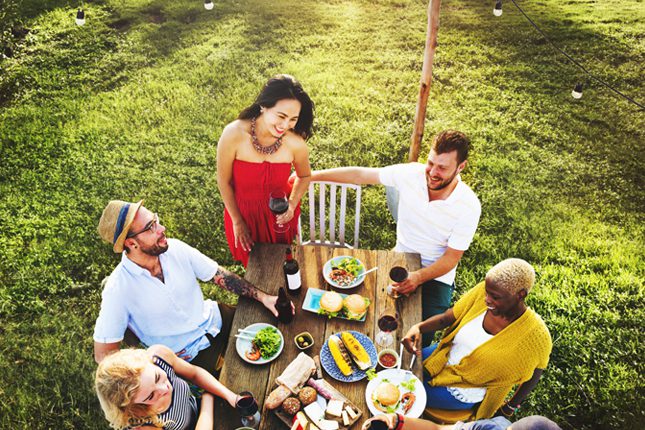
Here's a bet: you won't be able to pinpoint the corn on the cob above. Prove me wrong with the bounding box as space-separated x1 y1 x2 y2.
328 335 353 376
340 331 371 370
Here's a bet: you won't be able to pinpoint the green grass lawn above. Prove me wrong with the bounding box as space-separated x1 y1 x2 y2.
1 0 643 428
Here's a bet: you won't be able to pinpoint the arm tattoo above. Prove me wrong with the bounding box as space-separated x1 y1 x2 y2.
212 268 259 300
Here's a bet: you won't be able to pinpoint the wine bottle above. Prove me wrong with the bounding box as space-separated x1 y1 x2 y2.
276 287 294 324
283 247 302 295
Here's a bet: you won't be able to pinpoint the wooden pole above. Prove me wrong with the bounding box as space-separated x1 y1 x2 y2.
408 0 442 162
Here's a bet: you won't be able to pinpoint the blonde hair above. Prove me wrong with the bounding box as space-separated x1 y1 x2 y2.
95 349 165 429
485 258 536 295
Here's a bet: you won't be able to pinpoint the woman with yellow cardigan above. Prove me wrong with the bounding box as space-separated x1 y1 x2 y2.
402 258 552 422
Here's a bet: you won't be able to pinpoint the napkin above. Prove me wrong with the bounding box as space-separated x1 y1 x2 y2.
275 352 316 394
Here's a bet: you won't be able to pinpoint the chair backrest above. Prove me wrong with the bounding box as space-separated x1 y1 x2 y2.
298 181 361 248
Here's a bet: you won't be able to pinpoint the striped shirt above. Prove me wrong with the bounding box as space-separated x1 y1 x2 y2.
131 356 198 430
379 163 481 285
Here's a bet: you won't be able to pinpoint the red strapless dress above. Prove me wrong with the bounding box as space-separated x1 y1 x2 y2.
224 159 300 266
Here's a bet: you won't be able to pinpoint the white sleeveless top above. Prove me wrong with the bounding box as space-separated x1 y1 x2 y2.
447 311 493 403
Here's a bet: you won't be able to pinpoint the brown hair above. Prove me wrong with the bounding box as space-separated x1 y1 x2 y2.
431 130 470 164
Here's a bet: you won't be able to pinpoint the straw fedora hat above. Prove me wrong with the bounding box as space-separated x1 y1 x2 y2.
98 200 144 253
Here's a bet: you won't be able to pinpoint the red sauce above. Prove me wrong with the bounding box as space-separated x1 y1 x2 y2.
379 352 397 368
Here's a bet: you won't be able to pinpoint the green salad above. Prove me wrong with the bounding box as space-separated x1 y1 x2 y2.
336 257 363 277
253 327 282 359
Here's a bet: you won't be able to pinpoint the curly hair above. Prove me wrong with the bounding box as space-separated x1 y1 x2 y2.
95 349 165 429
485 258 536 295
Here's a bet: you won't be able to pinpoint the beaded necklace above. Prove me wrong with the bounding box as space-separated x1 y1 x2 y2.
250 117 283 155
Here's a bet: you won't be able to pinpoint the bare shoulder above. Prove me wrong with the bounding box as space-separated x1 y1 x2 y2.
282 131 307 151
147 344 176 363
219 119 250 146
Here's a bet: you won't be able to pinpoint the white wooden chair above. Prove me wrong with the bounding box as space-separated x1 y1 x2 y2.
298 181 362 248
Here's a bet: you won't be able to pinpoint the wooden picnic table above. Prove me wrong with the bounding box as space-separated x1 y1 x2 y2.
215 243 422 430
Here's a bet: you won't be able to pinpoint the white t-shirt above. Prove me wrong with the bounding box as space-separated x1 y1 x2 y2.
93 238 222 361
447 311 493 403
379 162 481 285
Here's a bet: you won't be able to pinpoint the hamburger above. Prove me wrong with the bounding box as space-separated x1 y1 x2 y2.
372 382 400 413
319 291 343 317
343 294 370 320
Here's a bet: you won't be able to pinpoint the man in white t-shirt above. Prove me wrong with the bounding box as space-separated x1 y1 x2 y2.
310 130 481 344
93 199 289 375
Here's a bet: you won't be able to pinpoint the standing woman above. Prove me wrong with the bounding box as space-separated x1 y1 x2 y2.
95 345 239 429
217 74 314 266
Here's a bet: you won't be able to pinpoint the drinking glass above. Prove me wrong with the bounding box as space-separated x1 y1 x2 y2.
235 391 260 429
386 266 408 298
375 309 399 348
269 190 289 217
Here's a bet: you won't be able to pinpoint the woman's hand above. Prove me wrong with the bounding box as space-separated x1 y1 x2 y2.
361 414 397 430
402 324 422 356
233 220 254 252
275 204 296 225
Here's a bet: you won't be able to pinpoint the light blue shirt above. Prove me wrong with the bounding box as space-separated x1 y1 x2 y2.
93 238 222 360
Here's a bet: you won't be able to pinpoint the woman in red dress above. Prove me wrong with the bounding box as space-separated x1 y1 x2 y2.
217 75 314 266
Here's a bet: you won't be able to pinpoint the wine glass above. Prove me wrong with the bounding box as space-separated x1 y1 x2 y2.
386 266 408 298
375 309 399 348
235 391 260 429
269 190 290 243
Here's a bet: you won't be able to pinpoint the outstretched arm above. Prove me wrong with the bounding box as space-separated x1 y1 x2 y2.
361 413 453 430
277 138 311 225
195 393 215 430
310 167 382 185
94 341 120 363
402 308 456 355
212 267 281 317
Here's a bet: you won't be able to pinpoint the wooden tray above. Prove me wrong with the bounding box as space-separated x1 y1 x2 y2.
274 378 363 429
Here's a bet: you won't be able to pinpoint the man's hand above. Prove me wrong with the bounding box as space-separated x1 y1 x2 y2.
261 294 295 318
393 270 424 295
402 324 422 356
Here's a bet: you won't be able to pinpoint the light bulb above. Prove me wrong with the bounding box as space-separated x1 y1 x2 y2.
493 1 503 16
204 0 214 10
571 83 583 99
75 9 86 26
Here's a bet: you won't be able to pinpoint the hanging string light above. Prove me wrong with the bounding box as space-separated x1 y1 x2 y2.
75 8 86 26
493 1 503 17
571 83 583 99
204 0 214 10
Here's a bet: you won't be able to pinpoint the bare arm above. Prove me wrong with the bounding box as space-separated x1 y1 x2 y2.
150 345 238 407
310 167 382 185
395 247 464 295
402 308 456 355
496 368 544 416
212 267 281 317
277 137 312 225
94 341 120 364
216 124 253 252
195 393 215 430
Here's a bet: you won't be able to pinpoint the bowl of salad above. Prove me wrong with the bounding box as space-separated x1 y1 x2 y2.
322 256 366 289
235 323 284 365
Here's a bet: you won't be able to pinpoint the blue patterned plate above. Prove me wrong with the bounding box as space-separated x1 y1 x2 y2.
320 330 377 382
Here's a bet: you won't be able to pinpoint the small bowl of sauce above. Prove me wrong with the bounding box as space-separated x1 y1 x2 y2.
377 348 399 369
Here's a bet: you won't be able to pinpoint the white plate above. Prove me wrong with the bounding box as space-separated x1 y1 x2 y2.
235 323 284 365
365 368 427 418
322 256 366 289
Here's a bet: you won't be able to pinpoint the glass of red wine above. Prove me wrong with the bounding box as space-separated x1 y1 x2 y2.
386 266 408 298
235 391 260 428
269 190 290 242
366 419 389 430
375 309 399 348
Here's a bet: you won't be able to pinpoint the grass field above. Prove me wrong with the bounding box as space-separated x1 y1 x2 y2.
0 0 643 428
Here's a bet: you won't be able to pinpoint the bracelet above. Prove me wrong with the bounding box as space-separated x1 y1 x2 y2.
395 413 405 430
501 402 520 416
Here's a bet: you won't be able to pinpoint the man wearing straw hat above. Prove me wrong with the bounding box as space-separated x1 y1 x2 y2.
93 199 288 374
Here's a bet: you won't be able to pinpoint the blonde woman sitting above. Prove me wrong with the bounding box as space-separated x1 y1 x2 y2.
95 345 238 429
402 258 552 422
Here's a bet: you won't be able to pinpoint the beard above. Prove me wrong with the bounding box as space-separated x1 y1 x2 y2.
427 169 459 191
139 238 169 256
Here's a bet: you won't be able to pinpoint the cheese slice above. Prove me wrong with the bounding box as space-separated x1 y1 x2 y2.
304 402 325 423
345 405 358 419
326 399 344 417
318 420 339 430
341 410 350 426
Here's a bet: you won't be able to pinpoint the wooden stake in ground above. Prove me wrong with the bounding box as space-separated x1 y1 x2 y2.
409 0 442 162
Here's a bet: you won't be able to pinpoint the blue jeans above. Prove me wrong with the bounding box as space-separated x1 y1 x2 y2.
422 344 479 410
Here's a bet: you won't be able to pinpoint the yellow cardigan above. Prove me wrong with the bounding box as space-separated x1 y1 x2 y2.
423 281 552 420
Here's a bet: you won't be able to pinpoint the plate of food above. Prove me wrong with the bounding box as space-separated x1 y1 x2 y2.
323 256 366 289
302 289 371 321
320 331 377 382
235 323 284 365
365 368 426 418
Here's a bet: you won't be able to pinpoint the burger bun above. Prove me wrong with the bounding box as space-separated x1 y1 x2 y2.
320 291 343 313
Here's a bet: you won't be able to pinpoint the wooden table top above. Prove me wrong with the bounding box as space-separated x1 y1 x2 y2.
215 243 422 430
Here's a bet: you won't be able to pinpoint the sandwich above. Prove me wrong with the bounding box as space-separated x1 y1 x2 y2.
372 381 401 413
319 291 343 318
342 294 370 320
